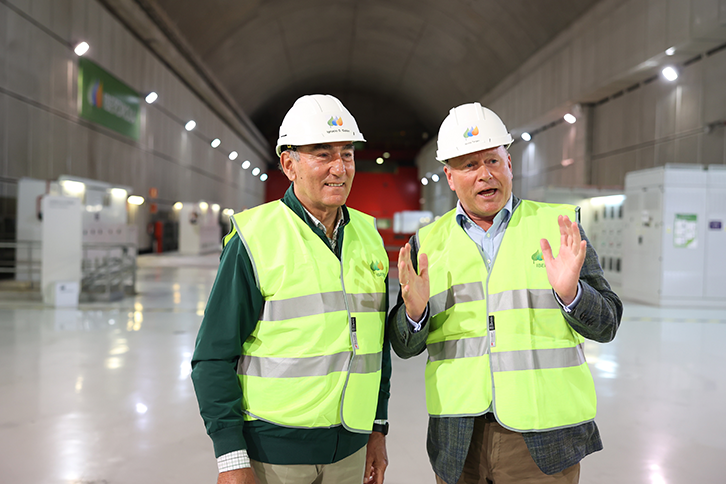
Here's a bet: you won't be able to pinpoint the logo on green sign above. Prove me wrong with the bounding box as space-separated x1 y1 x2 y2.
78 58 140 140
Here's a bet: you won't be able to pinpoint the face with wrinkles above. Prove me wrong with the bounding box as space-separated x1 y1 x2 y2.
280 141 355 220
444 145 513 228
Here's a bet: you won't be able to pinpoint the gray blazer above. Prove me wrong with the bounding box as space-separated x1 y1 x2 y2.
388 195 623 484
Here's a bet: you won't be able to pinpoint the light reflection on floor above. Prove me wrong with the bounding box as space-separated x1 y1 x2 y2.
0 252 724 483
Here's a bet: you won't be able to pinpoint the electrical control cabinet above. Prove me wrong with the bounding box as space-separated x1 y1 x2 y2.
622 165 726 307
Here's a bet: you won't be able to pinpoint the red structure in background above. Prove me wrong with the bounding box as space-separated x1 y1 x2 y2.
265 166 421 263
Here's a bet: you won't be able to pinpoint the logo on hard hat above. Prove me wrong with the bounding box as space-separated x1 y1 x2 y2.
463 126 479 138
328 116 343 127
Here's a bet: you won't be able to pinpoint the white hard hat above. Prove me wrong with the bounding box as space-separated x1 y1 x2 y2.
276 94 366 156
435 102 513 162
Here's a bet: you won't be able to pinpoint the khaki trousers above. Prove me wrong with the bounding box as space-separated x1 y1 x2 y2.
435 417 580 484
251 445 367 484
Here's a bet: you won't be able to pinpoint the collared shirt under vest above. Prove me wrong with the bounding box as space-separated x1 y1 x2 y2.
227 200 389 433
417 199 597 431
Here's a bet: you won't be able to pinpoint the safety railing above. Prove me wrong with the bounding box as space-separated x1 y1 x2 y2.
0 241 137 301
81 243 137 301
0 240 42 288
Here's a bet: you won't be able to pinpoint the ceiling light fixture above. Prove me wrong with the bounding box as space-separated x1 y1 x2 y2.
662 66 678 81
74 42 89 56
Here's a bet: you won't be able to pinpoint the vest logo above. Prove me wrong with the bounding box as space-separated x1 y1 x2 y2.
369 260 385 277
328 116 343 127
463 126 479 138
531 249 545 268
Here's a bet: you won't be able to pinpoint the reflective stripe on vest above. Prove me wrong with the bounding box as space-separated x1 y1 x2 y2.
418 201 597 430
260 291 386 322
427 336 586 371
239 350 383 378
230 201 388 433
429 286 559 318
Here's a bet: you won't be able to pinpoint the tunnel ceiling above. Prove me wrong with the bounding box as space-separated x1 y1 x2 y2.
140 0 601 157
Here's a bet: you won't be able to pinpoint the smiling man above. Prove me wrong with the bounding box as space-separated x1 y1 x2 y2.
389 103 622 484
192 95 391 484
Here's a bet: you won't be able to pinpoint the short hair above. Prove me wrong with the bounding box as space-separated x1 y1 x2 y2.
278 147 299 171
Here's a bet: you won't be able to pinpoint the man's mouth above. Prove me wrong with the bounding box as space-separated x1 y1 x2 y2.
326 183 345 187
478 188 497 197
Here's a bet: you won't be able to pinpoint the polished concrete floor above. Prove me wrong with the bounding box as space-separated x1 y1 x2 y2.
1 252 725 483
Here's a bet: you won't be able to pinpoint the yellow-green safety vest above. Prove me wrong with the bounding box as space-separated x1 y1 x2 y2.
418 200 597 432
226 201 388 433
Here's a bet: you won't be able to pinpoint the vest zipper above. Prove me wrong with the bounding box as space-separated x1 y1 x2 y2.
338 237 359 432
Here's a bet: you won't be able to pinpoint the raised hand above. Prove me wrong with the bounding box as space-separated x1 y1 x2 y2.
540 215 586 305
397 243 429 322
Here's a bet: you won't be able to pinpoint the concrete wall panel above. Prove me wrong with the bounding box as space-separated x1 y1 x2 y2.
50 0 72 41
5 96 30 179
50 115 70 178
0 4 8 89
30 0 51 31
28 105 52 179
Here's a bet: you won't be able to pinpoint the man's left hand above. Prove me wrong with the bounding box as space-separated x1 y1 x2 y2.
364 431 388 484
540 215 586 305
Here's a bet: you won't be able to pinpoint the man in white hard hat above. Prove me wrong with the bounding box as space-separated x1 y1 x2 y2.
389 102 622 484
192 94 390 484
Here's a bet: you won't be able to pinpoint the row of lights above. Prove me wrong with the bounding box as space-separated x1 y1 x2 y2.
518 46 682 143
73 41 267 182
421 173 441 186
375 152 392 165
171 202 237 217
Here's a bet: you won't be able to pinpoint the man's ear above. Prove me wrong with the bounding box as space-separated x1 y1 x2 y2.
444 165 456 192
280 151 296 182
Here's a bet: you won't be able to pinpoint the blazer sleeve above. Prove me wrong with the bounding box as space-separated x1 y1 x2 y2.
388 235 431 359
563 225 623 343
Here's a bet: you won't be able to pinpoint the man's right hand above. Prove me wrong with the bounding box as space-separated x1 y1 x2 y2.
218 468 256 484
398 242 429 322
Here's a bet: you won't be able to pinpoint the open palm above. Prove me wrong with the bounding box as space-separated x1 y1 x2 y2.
540 215 586 305
398 243 429 322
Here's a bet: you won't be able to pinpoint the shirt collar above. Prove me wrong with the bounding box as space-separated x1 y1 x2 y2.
455 194 514 230
302 205 344 236
281 183 350 231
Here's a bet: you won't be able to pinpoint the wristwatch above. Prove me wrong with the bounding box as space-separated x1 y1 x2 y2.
372 422 389 435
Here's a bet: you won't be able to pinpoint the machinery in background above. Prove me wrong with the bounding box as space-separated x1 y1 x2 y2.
176 201 222 256
14 176 138 303
622 164 726 308
528 187 625 291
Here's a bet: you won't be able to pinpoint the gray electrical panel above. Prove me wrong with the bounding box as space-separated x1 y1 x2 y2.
622 165 726 307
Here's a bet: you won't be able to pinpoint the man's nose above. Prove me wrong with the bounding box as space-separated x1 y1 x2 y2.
330 153 346 175
478 165 493 181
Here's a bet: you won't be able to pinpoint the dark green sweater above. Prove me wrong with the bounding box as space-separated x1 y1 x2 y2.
191 185 391 464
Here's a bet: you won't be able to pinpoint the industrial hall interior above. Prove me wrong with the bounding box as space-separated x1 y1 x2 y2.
1 0 725 483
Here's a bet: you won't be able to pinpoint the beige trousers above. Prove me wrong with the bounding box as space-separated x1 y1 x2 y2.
251 445 367 484
435 417 580 484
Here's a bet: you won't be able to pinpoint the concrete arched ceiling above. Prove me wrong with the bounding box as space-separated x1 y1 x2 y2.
141 0 601 153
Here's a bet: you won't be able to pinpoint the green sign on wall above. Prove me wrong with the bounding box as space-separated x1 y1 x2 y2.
78 57 140 140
